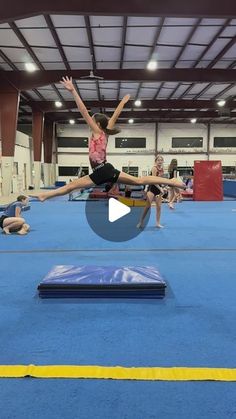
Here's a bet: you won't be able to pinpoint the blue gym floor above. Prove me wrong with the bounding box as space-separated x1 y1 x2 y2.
0 198 236 419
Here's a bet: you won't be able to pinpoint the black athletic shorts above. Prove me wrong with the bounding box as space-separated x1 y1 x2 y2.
0 215 8 229
147 185 162 196
89 163 120 186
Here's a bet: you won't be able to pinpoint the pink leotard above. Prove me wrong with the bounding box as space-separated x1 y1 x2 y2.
89 131 108 169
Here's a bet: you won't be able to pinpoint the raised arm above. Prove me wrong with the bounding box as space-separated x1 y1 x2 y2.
107 94 130 129
60 77 101 134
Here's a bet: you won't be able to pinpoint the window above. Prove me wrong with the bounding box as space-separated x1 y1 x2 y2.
222 166 236 175
122 166 139 177
177 167 194 176
213 137 236 147
115 137 146 148
13 162 18 175
58 137 88 147
172 137 203 148
58 166 89 176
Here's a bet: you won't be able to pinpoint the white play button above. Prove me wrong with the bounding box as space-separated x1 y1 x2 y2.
108 197 131 223
86 195 150 242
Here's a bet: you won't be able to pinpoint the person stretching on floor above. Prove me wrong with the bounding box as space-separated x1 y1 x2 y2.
32 77 185 202
137 155 166 229
0 195 30 235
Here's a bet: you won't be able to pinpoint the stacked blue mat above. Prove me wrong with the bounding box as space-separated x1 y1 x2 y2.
38 266 166 299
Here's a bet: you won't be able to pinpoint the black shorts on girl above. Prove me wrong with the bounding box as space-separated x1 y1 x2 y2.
89 163 120 186
0 215 8 229
147 185 162 196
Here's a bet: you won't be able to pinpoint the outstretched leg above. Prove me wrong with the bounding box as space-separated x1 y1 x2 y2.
118 172 185 189
30 176 95 201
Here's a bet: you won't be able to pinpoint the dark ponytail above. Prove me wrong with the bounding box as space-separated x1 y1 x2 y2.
93 113 120 136
103 127 120 135
168 159 178 174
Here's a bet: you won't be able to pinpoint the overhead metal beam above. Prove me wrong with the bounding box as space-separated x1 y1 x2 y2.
0 50 18 71
179 19 231 99
135 17 165 101
21 99 236 112
2 0 236 24
18 117 236 125
44 14 70 71
3 69 236 90
46 109 236 121
43 14 82 102
192 34 236 99
167 18 202 100
9 22 44 71
116 16 128 101
84 15 101 102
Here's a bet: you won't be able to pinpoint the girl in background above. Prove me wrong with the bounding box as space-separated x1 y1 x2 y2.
137 155 166 229
168 159 182 209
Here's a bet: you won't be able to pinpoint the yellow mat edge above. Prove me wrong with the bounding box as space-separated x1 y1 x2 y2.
0 365 236 381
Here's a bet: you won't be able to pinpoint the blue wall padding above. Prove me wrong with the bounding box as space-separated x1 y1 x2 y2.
55 181 66 187
223 180 236 197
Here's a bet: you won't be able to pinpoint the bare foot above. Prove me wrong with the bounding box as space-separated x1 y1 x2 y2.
156 224 164 228
3 228 11 235
136 222 144 229
29 193 47 202
168 203 175 210
169 179 186 189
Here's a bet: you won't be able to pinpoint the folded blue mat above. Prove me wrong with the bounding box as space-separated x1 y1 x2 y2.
38 265 166 299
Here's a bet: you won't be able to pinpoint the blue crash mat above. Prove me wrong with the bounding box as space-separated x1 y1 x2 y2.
38 265 166 299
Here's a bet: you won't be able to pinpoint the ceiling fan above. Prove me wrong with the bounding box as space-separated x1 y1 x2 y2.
80 70 104 80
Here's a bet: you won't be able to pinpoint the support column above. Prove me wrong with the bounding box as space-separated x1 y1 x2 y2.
51 123 58 184
32 111 44 190
43 119 54 186
155 122 158 155
207 122 211 160
0 87 20 196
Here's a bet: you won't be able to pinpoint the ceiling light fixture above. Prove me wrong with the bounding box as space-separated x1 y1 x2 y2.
55 101 62 108
217 99 226 107
147 61 158 71
25 63 37 72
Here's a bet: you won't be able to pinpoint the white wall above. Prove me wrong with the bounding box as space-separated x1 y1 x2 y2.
0 131 33 193
14 131 32 189
209 124 236 167
56 122 236 181
158 123 208 153
0 128 58 193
